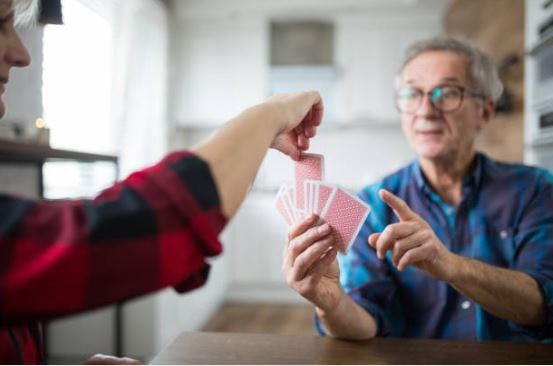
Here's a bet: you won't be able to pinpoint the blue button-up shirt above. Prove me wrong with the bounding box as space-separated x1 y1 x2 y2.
321 153 553 342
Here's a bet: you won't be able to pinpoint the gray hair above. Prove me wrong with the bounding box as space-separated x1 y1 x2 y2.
13 0 39 26
397 36 503 102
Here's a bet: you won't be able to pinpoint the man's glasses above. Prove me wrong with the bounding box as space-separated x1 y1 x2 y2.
395 85 486 114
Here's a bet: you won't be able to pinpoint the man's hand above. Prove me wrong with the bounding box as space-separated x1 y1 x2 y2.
266 91 324 160
368 189 459 281
282 214 341 311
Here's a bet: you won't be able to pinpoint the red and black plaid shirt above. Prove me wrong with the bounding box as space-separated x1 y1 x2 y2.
0 151 226 364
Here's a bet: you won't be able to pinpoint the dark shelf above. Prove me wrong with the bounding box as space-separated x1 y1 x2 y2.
0 139 118 163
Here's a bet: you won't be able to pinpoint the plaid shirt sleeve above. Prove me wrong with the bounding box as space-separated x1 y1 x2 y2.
0 151 227 325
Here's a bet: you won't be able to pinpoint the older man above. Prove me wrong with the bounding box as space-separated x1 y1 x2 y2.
283 36 553 342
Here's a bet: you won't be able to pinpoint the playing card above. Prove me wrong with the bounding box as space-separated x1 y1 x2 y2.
275 184 294 225
294 153 324 211
315 182 335 215
304 180 312 214
282 185 299 222
304 180 318 215
320 187 371 252
310 182 317 213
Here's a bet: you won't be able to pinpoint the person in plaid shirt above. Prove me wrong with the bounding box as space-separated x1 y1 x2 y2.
283 37 553 342
0 0 324 363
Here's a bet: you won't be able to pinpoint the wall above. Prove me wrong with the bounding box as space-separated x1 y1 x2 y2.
444 0 525 163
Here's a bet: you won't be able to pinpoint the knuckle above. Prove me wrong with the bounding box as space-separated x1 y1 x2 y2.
287 231 294 242
384 225 395 237
422 230 432 242
305 277 317 290
313 237 329 251
294 255 308 270
296 283 310 297
322 235 335 247
308 225 322 239
289 238 302 256
285 272 294 286
294 255 307 270
394 237 403 248
287 268 300 284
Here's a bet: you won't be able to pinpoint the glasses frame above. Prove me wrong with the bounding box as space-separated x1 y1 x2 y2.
395 84 486 114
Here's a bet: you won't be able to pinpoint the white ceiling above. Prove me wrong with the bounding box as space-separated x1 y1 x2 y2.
168 0 452 21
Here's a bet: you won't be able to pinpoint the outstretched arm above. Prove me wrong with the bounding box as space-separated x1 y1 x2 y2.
0 92 323 325
193 91 323 219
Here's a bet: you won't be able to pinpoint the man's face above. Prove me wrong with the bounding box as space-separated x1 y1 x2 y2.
0 0 31 118
398 51 491 162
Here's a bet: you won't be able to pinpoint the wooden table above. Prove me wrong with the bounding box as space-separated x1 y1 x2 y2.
151 331 553 364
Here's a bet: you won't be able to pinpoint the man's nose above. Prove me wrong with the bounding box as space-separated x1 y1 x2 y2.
415 93 440 117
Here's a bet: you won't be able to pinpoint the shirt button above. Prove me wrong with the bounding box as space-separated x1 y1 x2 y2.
461 301 471 310
500 230 508 239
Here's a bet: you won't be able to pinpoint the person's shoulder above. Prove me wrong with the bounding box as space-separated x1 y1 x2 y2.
482 153 553 186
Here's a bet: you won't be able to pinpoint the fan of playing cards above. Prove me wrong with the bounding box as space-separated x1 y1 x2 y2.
274 153 371 253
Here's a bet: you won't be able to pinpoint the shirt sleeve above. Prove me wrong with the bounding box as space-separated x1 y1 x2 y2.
0 151 227 326
314 184 403 337
510 169 553 340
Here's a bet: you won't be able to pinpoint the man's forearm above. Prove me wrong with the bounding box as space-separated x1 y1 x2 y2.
316 291 378 340
449 255 546 326
193 103 281 219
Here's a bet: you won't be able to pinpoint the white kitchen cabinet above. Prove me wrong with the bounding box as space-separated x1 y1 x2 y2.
171 18 268 127
170 0 447 127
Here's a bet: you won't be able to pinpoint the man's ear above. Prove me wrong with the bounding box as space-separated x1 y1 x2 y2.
477 99 495 129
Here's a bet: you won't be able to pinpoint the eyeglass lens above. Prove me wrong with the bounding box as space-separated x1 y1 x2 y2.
397 86 463 113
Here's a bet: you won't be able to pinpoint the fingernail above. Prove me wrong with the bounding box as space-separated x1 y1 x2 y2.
318 223 330 234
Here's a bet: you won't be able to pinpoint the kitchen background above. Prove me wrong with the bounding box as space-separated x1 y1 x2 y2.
1 0 551 363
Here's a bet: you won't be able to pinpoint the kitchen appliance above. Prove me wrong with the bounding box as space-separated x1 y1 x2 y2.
525 0 553 168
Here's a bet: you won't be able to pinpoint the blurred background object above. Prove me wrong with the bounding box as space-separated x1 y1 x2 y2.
444 0 525 163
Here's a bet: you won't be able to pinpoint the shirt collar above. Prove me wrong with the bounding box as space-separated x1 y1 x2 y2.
411 152 485 198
